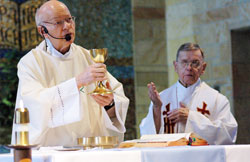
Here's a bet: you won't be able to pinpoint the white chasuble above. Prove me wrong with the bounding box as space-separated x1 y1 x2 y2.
11 41 129 146
140 79 237 145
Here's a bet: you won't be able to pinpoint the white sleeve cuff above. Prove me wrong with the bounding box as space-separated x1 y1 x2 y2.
49 78 81 128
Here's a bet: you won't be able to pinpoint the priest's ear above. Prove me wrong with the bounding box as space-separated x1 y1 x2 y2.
200 61 207 75
173 60 178 73
37 26 43 37
37 26 47 38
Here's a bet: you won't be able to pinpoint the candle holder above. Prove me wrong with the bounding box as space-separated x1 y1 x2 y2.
15 108 29 145
6 105 37 162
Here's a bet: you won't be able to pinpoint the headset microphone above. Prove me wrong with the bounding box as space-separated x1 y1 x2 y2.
42 26 71 41
43 26 49 34
65 34 71 41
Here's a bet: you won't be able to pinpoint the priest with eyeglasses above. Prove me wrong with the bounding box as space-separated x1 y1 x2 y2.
140 43 238 145
11 0 129 146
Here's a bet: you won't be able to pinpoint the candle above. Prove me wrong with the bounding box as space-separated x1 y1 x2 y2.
20 100 24 111
15 100 30 145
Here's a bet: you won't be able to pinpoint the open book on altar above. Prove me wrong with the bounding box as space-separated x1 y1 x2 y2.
118 133 208 148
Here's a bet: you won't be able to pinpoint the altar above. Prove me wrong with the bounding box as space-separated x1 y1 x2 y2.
1 145 250 162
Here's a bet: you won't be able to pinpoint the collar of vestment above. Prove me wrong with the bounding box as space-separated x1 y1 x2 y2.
45 38 71 58
176 78 201 105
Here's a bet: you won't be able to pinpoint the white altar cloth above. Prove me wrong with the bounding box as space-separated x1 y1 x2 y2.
1 145 250 162
141 146 225 162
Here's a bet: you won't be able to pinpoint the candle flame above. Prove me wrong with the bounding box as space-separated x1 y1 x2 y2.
20 100 24 111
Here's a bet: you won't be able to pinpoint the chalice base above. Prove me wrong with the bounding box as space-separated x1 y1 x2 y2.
90 86 113 95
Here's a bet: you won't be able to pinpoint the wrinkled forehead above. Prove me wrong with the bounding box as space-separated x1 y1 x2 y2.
178 50 203 61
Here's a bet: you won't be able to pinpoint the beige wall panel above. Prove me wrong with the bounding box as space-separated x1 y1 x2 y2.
132 0 165 7
136 72 168 86
134 39 166 66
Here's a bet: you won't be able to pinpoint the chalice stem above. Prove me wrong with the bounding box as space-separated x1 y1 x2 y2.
91 81 112 95
98 81 105 88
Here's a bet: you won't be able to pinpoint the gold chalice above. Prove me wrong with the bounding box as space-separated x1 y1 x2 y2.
89 48 112 95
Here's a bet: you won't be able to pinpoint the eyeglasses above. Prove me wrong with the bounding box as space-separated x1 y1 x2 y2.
178 60 202 69
42 16 76 27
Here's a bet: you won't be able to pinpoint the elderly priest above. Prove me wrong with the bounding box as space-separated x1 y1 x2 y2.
140 43 238 145
11 0 129 146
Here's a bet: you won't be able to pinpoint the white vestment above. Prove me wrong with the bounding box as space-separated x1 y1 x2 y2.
140 79 238 145
11 40 129 146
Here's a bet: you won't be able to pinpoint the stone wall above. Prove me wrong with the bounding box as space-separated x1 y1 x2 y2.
132 0 167 137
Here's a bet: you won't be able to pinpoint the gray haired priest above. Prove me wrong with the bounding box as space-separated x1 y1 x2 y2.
140 43 237 145
11 0 129 146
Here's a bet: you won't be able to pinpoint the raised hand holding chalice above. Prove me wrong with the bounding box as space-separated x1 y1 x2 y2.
89 48 112 95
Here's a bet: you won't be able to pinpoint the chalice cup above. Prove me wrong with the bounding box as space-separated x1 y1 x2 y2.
89 48 112 95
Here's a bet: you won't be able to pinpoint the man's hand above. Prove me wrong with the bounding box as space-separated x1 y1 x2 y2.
91 82 116 118
167 102 189 124
148 82 162 134
91 82 114 107
148 82 162 108
76 63 107 88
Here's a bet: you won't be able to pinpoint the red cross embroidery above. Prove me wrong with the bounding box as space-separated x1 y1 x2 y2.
197 102 210 115
163 103 175 133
